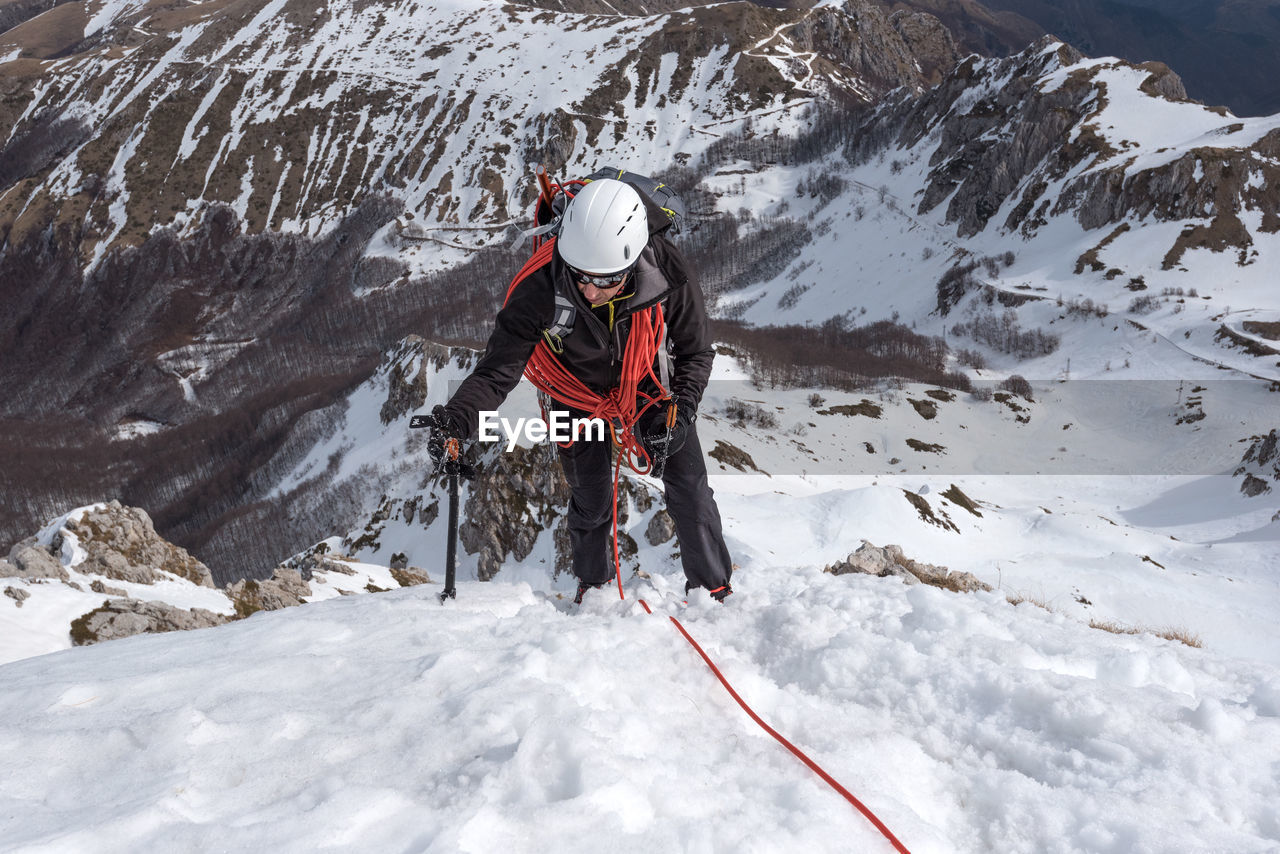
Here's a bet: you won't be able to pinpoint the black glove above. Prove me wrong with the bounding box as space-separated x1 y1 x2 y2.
411 406 475 478
424 405 463 463
641 402 694 480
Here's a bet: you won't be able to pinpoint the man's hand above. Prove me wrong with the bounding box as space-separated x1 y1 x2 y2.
641 402 693 479
425 405 464 463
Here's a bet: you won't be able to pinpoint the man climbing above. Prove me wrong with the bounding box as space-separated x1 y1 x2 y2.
427 176 734 604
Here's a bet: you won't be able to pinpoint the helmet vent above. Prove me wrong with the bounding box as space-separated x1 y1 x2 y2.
623 245 631 259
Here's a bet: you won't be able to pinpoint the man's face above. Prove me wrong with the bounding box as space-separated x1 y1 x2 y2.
572 267 630 306
577 274 628 306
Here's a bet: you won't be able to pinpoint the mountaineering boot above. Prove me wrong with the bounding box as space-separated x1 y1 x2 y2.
573 582 602 605
685 581 733 603
573 575 616 605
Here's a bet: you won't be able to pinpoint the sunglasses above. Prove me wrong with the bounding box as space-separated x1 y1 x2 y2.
571 266 631 288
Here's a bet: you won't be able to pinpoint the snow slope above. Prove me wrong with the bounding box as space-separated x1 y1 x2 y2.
2 558 1278 852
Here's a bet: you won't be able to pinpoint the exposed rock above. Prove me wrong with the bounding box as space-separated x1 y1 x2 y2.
889 10 962 84
378 336 441 426
1134 61 1186 100
826 540 991 593
646 510 677 546
817 400 884 418
829 541 922 586
5 586 30 607
1217 324 1280 357
69 599 229 646
318 558 358 576
1243 321 1280 341
4 538 69 581
903 490 959 532
941 484 983 517
1240 474 1271 498
60 501 215 587
460 443 573 581
1235 430 1279 497
790 2 950 95
887 0 1044 62
286 549 362 579
90 580 128 597
708 440 761 473
225 568 312 618
448 437 667 581
908 398 938 419
390 567 431 587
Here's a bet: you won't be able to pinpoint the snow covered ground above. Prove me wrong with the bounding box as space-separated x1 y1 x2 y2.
3 554 1279 852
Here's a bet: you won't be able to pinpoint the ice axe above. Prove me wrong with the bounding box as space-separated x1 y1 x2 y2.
410 408 475 603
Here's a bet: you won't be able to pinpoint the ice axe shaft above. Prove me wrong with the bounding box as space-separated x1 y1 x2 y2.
409 408 469 604
440 437 461 604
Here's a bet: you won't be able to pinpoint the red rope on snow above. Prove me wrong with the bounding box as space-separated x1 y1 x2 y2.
523 182 908 850
634 598 912 854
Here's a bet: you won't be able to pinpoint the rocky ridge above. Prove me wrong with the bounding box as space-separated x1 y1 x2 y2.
849 38 1280 267
0 501 438 655
979 0 1280 117
1235 429 1280 498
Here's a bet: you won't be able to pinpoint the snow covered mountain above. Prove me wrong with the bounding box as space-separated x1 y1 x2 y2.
0 0 951 265
0 0 970 561
713 38 1280 380
982 0 1280 117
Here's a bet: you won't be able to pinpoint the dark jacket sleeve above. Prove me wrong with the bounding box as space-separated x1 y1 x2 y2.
442 272 549 439
656 240 715 416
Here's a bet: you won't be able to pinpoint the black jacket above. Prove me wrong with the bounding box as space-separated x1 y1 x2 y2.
443 200 715 439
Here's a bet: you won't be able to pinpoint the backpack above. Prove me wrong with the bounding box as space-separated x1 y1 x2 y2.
527 166 686 250
518 166 685 350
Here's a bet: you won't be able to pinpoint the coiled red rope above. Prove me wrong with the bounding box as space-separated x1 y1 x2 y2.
635 598 912 853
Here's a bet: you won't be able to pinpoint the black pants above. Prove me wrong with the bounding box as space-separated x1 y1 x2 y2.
557 413 733 591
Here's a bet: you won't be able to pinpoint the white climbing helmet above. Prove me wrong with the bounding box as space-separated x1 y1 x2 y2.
557 178 649 275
